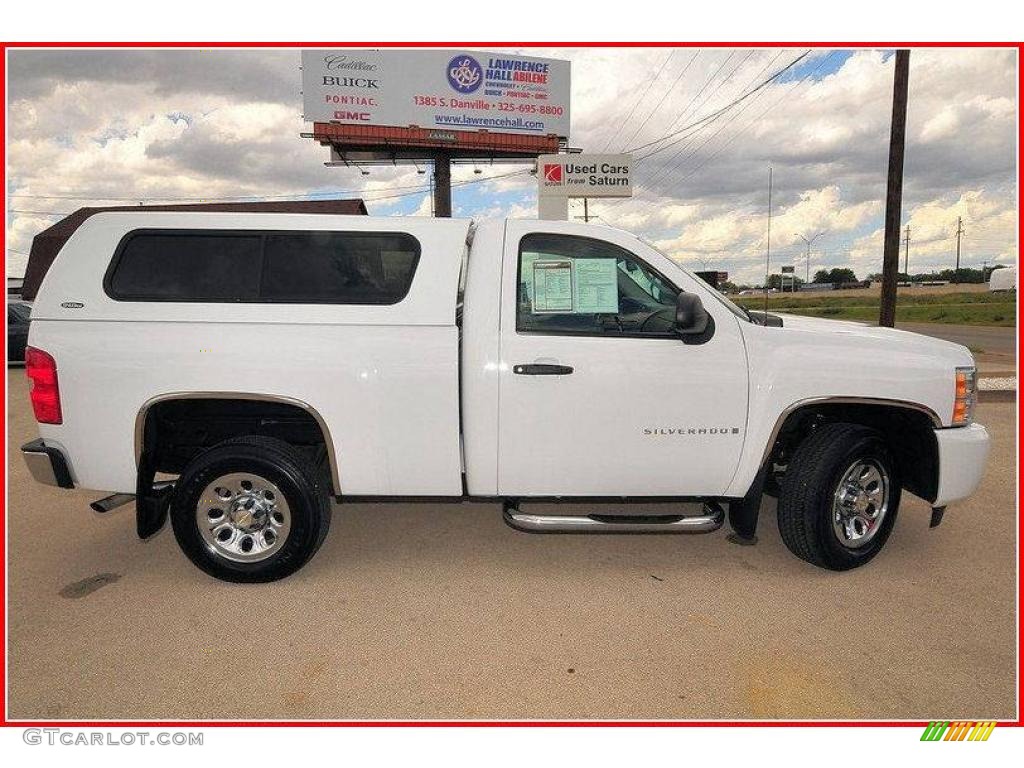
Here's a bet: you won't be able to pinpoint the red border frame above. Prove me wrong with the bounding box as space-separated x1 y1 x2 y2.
1 40 1021 730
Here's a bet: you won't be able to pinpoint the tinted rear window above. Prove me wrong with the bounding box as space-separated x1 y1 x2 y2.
262 232 419 304
106 230 420 304
109 233 262 301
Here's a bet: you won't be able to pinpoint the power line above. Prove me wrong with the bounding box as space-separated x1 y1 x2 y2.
603 53 776 217
638 50 785 191
7 168 533 220
6 177 462 204
600 50 676 153
617 49 702 152
632 49 759 182
670 50 838 186
607 50 817 221
634 50 737 154
361 168 531 203
602 51 842 263
7 209 71 217
9 163 531 205
625 50 810 159
635 49 808 163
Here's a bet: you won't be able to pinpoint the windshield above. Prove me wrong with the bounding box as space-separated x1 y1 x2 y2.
641 239 750 323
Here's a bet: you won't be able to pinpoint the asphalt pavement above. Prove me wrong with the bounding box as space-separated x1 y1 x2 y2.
898 322 1015 360
5 370 1017 721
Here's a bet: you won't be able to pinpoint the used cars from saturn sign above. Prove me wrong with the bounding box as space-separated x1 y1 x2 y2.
301 50 571 137
536 154 633 198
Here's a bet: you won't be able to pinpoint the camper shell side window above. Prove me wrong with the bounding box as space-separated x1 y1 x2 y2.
104 229 421 305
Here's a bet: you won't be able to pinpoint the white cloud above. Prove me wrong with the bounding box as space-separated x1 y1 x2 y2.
6 47 1018 285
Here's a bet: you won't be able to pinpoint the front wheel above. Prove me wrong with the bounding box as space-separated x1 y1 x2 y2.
777 423 900 571
170 436 331 583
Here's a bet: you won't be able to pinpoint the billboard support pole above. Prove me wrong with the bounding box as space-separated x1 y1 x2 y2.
433 152 452 218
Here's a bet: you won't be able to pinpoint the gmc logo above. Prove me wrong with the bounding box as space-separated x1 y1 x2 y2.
334 111 372 121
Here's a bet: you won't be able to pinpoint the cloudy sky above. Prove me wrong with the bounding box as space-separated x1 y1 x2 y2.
6 47 1018 284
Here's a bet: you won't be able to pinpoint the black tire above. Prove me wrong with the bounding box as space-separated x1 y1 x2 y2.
777 423 900 571
170 436 331 583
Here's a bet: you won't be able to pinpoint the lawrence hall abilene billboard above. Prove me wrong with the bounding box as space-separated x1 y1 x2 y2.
301 50 571 137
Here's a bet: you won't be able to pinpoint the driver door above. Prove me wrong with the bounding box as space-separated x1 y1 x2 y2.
497 221 749 497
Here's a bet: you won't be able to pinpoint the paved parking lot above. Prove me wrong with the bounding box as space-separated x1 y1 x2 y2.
6 370 1017 720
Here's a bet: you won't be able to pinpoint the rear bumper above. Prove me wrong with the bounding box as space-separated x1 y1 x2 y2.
21 438 75 489
933 423 990 507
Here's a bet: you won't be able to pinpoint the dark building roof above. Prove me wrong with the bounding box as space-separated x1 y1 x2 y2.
20 198 369 300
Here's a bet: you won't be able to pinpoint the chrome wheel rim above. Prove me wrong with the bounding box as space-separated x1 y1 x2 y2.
832 459 889 549
196 472 291 563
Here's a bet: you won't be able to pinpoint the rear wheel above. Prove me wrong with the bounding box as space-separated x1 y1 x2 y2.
170 436 331 582
777 423 900 571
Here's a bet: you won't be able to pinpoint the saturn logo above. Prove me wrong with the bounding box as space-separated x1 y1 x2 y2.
543 164 563 184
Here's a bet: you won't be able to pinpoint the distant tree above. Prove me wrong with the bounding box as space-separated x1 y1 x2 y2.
909 268 987 284
814 267 858 284
867 271 909 282
719 280 739 293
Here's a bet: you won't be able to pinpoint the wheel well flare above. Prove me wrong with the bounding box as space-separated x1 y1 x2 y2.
135 394 339 494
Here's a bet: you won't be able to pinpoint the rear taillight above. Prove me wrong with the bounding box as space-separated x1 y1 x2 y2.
25 346 62 424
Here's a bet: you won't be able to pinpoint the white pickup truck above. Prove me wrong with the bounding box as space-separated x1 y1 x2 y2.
22 212 990 582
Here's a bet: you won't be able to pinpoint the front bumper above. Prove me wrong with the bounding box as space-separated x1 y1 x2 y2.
21 438 75 489
933 423 990 508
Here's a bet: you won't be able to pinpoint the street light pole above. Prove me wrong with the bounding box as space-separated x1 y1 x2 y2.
798 231 825 283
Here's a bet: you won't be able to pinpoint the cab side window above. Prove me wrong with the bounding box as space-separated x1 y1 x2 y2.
516 233 678 336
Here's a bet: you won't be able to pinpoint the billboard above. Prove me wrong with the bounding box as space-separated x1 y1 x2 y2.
301 50 571 137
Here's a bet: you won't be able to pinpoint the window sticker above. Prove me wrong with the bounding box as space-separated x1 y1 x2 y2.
531 258 574 313
574 258 620 313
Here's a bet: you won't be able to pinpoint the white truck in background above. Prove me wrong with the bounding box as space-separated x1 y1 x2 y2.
22 213 990 582
988 265 1016 292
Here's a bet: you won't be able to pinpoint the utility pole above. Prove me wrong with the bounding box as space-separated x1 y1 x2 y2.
799 231 825 283
879 49 910 328
954 215 964 283
903 225 911 278
764 166 773 315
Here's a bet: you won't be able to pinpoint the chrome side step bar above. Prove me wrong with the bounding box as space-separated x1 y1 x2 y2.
503 501 725 534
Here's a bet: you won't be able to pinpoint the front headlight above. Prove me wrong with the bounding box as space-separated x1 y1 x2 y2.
952 366 977 425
